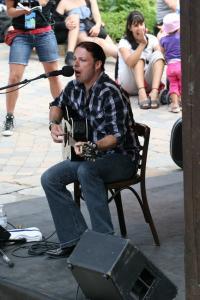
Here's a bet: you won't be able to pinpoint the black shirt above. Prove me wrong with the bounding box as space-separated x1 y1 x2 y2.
12 0 54 30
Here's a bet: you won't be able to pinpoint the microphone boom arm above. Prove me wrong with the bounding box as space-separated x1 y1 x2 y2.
0 66 74 91
0 74 48 91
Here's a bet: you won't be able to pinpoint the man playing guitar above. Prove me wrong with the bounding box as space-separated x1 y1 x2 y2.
41 41 140 258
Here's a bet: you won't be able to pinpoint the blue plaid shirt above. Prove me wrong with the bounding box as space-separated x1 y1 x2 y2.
50 73 139 160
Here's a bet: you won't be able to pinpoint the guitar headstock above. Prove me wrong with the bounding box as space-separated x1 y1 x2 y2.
82 142 98 162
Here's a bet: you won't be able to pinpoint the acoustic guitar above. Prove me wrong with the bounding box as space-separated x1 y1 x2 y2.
62 106 98 161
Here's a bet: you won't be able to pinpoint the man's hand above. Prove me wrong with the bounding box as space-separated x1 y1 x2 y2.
74 142 86 156
50 124 64 143
74 141 98 161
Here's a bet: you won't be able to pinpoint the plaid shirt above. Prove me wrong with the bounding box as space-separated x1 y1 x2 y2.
50 73 140 160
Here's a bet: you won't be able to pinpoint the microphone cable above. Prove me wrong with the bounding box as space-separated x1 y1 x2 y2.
11 230 59 258
0 82 30 95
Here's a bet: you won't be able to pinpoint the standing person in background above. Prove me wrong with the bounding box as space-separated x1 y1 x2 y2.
55 0 117 65
2 0 63 137
118 11 164 110
160 13 181 113
155 0 180 35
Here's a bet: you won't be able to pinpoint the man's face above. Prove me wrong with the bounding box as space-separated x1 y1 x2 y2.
73 47 102 87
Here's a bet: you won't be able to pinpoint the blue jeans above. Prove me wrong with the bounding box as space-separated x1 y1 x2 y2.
41 153 138 248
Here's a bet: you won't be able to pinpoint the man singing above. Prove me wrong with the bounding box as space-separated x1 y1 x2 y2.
41 41 140 258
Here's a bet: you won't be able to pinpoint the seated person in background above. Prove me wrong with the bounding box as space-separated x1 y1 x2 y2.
55 0 117 65
118 11 164 110
155 0 180 36
41 41 139 258
160 13 181 113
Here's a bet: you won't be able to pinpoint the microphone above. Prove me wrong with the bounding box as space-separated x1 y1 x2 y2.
42 66 74 78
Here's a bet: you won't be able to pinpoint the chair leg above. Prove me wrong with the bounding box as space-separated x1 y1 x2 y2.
74 182 81 208
113 189 127 237
141 181 160 246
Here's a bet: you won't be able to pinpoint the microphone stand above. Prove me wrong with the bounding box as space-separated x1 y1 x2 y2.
0 73 48 91
0 243 14 268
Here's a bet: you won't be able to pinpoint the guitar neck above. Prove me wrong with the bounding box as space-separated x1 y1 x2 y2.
67 134 77 147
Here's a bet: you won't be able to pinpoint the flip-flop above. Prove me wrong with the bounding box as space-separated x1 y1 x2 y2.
139 99 151 109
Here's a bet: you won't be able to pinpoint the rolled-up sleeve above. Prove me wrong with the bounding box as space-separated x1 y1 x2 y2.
104 85 127 144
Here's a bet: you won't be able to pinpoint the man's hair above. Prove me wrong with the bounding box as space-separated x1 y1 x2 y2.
125 11 145 50
75 41 106 70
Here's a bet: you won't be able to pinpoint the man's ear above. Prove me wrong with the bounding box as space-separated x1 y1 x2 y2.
95 60 103 71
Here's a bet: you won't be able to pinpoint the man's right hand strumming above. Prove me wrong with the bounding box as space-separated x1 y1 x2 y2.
50 124 64 143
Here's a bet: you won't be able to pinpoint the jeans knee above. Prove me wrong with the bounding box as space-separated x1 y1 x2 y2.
41 170 50 191
77 163 96 182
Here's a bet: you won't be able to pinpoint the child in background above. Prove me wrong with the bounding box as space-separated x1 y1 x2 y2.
160 13 181 113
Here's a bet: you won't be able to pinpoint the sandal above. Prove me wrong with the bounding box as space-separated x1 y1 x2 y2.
138 87 151 109
169 105 181 113
149 88 160 109
151 99 160 109
139 99 151 109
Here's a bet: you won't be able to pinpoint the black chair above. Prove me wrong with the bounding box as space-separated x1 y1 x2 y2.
74 122 160 246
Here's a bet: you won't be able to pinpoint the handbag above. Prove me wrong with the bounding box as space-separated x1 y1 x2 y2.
4 29 24 46
83 18 107 39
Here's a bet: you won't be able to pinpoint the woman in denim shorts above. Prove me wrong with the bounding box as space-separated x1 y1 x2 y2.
2 0 63 136
55 0 117 65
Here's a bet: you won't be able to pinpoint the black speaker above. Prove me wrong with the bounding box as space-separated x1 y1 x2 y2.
67 230 177 300
170 117 183 169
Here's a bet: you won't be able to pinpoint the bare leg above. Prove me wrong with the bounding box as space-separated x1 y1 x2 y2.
149 59 164 108
132 60 150 109
66 15 80 52
78 32 117 58
6 64 26 114
42 61 63 99
64 15 80 65
169 93 181 113
2 64 26 135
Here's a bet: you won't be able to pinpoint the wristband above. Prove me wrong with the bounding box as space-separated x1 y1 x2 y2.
49 120 60 131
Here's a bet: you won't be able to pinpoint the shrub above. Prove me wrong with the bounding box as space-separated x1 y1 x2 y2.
101 11 128 42
99 0 156 41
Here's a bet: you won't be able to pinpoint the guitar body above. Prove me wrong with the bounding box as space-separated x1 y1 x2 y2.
170 117 183 169
62 105 89 161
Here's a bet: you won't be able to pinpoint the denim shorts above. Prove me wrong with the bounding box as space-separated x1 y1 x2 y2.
9 30 59 65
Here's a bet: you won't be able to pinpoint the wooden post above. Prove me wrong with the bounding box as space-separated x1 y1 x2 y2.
181 0 200 299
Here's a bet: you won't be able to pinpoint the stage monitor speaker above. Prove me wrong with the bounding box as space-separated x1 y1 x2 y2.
170 117 183 169
67 230 177 300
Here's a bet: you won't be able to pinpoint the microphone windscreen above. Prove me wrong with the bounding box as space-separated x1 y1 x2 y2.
62 66 74 77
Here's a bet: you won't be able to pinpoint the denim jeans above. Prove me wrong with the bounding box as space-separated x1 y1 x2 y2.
41 153 138 248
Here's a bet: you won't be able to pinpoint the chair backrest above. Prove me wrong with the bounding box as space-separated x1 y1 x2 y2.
134 123 150 180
